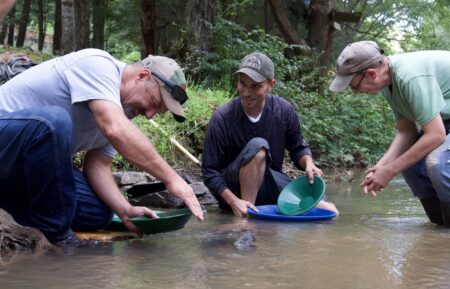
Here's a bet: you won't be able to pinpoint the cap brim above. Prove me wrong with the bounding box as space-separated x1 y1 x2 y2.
160 87 186 122
329 74 355 92
234 68 266 82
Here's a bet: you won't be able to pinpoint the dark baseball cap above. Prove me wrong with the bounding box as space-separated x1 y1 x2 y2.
235 52 274 82
329 41 385 92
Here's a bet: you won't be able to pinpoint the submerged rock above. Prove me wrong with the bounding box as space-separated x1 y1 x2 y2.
233 230 256 250
200 229 256 252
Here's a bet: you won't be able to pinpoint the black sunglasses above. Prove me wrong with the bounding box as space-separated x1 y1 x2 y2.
151 71 188 105
350 69 367 90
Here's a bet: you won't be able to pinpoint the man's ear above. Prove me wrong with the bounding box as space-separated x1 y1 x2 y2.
137 69 151 81
366 68 378 80
268 79 276 89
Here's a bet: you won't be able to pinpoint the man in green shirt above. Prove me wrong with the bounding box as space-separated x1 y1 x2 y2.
329 40 450 226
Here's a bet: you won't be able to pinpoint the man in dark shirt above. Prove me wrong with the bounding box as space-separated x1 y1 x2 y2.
201 52 338 217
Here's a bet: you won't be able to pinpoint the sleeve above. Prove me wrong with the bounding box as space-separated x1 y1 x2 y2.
64 55 121 158
400 75 445 125
63 56 122 107
284 104 312 169
99 144 116 158
201 112 230 198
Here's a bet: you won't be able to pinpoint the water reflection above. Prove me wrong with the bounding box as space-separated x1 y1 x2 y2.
2 171 450 289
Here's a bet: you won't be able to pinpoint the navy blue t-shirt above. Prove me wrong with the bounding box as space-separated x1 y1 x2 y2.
201 93 312 198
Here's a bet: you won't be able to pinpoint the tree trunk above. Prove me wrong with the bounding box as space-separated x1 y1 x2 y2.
53 0 62 53
141 0 156 58
267 0 305 45
7 4 15 46
37 0 47 51
306 0 336 67
74 0 90 50
264 0 272 33
0 22 7 45
92 0 107 49
61 0 75 54
16 0 31 48
185 0 216 51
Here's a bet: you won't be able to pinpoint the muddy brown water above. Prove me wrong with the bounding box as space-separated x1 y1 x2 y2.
2 171 450 289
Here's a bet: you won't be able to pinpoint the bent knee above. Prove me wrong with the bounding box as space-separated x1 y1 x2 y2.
247 137 269 149
253 148 267 162
316 200 339 215
426 149 441 169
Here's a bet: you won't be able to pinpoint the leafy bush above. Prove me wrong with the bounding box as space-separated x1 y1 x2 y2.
184 18 319 94
112 85 232 169
180 18 395 168
294 90 395 167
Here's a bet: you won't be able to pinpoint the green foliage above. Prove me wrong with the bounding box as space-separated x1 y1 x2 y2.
184 17 320 94
401 0 450 51
332 0 445 57
294 90 394 167
104 0 141 59
112 85 232 169
182 18 394 168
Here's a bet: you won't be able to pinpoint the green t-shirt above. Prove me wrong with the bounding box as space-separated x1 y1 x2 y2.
382 50 450 126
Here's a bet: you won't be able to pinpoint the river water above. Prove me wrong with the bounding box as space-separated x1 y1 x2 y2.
2 171 450 289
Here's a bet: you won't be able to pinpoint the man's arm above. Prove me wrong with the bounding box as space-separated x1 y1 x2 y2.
363 115 446 194
83 149 158 236
87 99 204 221
201 112 258 216
375 117 419 167
201 114 231 198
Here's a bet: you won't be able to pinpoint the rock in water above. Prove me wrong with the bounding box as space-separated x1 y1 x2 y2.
233 230 256 250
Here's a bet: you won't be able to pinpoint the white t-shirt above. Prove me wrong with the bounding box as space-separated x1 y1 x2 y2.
0 48 126 157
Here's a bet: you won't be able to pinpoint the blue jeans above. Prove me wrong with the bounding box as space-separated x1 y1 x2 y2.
0 107 112 242
402 133 450 202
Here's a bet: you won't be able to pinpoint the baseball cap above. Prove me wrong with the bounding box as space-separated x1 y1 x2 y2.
329 41 385 92
235 52 274 82
141 55 188 122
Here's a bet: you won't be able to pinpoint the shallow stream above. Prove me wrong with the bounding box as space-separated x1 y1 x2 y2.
2 171 450 289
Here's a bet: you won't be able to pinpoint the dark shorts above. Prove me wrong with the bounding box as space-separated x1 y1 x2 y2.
219 137 291 211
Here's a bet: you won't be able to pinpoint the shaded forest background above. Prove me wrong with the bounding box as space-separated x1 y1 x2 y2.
1 0 449 169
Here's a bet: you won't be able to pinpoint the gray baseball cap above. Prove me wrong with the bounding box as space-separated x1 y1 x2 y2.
141 55 187 122
235 52 274 82
329 41 385 92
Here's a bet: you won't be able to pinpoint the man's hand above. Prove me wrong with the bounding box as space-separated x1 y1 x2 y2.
360 166 392 196
221 189 258 217
299 155 323 184
304 163 323 184
120 206 159 237
229 198 259 217
165 179 204 222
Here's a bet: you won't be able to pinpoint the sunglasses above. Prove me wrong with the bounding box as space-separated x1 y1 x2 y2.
350 69 367 91
151 71 188 105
